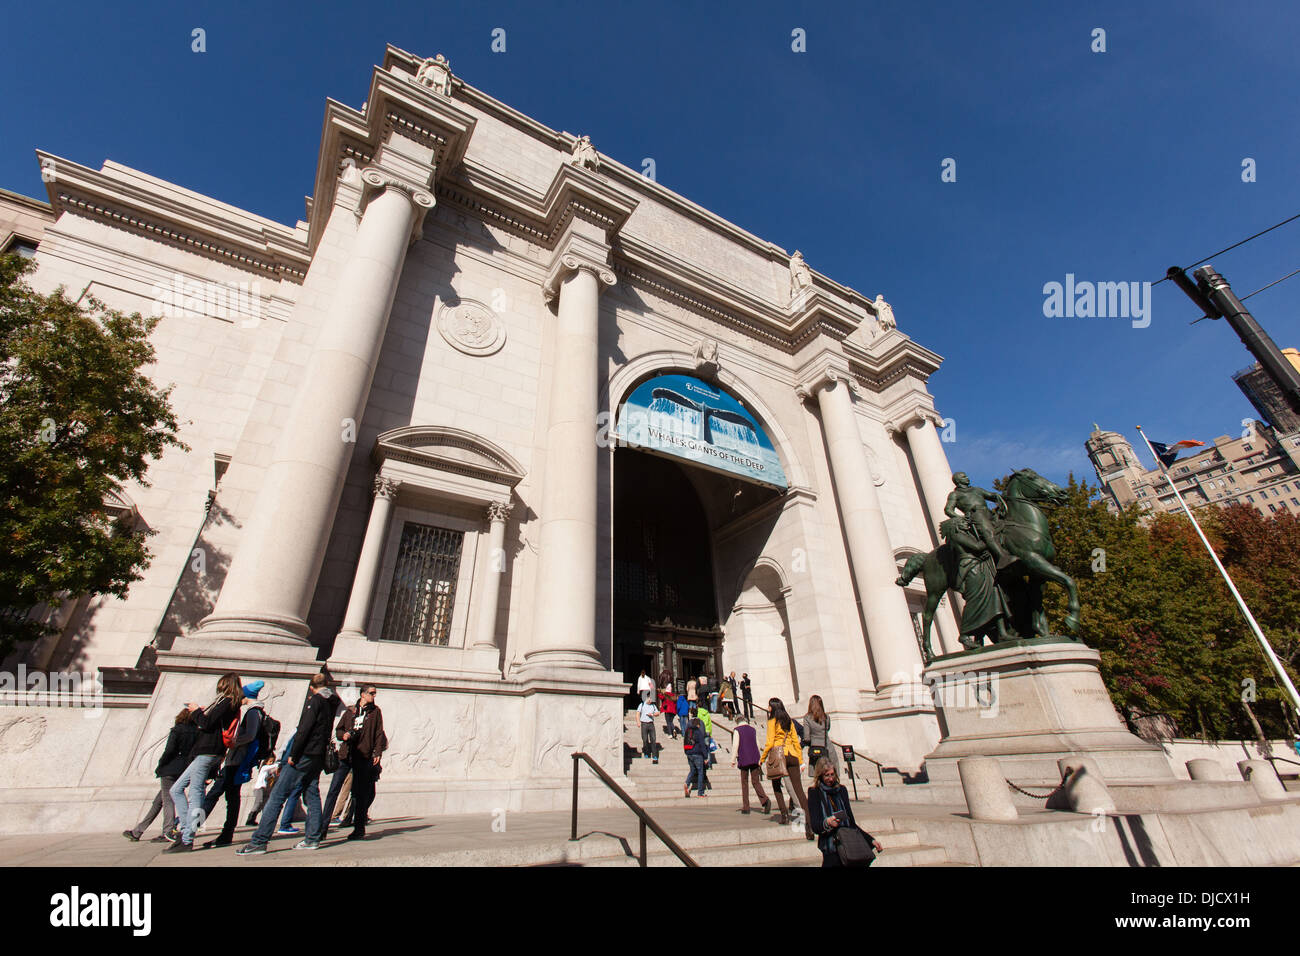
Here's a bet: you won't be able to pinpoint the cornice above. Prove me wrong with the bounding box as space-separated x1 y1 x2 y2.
843 329 944 393
795 349 858 402
38 153 311 282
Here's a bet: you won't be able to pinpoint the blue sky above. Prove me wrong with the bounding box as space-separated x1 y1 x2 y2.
3 0 1298 490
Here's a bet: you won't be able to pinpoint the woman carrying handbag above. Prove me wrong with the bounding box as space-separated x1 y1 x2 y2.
760 698 810 829
807 757 883 867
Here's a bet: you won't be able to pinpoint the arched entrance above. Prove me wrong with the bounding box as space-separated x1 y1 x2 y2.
609 371 788 709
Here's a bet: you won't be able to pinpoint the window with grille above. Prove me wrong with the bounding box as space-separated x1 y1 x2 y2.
380 521 464 645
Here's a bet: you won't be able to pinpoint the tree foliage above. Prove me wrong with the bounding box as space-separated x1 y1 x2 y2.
1033 474 1299 740
0 254 186 656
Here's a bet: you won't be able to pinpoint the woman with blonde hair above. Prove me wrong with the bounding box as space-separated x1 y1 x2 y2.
807 757 882 867
801 694 839 782
164 672 244 853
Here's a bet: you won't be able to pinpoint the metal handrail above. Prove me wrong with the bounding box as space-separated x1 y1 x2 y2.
570 752 698 867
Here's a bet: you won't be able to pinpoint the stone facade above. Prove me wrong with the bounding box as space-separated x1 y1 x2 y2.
1087 424 1300 518
0 45 968 830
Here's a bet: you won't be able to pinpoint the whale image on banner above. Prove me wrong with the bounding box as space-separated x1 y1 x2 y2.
615 374 788 490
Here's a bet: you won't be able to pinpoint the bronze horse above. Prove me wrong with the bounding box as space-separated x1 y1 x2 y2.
896 468 1081 664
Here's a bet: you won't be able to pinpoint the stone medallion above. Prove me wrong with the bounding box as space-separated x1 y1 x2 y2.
437 299 506 356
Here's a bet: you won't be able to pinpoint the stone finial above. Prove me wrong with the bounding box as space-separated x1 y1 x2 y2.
872 294 897 330
789 250 812 302
570 135 600 171
415 54 453 96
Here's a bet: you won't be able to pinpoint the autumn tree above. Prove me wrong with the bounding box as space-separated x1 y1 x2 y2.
0 253 186 656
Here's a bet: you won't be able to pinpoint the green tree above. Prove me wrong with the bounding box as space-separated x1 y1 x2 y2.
0 254 186 656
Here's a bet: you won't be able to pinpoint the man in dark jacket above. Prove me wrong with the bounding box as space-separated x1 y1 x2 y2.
237 674 339 855
333 684 386 841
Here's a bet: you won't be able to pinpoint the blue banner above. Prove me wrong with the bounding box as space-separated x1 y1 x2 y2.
615 374 788 490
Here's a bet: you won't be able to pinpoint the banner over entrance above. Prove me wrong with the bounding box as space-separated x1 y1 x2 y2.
615 374 788 490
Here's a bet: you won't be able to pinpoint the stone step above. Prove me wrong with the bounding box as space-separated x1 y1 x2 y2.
585 832 942 868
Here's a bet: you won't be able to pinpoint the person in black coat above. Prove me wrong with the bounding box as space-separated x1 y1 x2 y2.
806 757 883 867
123 708 197 842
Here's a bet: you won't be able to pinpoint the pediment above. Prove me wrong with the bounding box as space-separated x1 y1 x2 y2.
373 425 525 487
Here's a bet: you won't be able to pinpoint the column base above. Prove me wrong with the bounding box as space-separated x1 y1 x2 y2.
518 646 607 673
196 611 312 647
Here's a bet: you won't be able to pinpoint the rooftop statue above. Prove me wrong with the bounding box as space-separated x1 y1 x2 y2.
871 294 897 330
897 468 1081 664
415 54 453 96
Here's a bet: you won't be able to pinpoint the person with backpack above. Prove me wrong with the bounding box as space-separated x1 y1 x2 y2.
199 680 268 848
334 683 386 841
761 697 810 831
163 673 243 853
807 757 882 867
675 689 690 739
123 707 197 843
237 673 340 855
681 707 708 798
800 694 839 783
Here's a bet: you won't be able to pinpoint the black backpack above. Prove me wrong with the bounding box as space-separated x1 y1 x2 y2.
258 713 281 763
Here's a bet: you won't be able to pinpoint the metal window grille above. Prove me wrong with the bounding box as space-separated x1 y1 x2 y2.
380 521 464 645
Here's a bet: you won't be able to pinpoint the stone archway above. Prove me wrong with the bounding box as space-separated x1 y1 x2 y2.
725 558 798 706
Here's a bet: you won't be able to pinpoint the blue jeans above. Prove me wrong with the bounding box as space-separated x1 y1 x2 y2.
250 759 322 847
277 773 307 830
685 752 707 795
169 754 220 845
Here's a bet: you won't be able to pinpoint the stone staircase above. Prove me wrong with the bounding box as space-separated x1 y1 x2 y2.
619 708 955 867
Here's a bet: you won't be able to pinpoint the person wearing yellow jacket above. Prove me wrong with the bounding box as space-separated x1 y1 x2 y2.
760 698 811 831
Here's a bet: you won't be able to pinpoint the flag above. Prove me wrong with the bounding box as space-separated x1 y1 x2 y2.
1148 437 1205 468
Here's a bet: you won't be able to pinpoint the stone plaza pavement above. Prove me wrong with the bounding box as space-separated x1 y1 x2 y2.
0 799 967 868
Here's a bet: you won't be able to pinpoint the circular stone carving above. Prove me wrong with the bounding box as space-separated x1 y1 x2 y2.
437 299 506 356
0 715 46 752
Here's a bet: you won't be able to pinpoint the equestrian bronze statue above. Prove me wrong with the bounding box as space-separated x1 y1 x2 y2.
896 468 1081 664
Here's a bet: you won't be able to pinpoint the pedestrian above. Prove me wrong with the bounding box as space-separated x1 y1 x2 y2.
200 680 268 848
682 707 708 798
660 687 678 739
637 693 659 763
732 716 770 815
271 731 308 835
801 694 839 782
686 677 697 707
321 695 355 840
719 677 735 719
741 673 753 719
807 757 882 867
123 707 197 843
657 667 673 695
636 670 655 704
707 675 720 714
761 697 811 833
699 674 711 713
236 673 340 855
164 673 244 853
727 671 739 710
696 702 716 790
333 683 386 841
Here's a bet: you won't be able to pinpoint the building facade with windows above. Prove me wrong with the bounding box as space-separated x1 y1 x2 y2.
0 47 967 830
1086 423 1300 518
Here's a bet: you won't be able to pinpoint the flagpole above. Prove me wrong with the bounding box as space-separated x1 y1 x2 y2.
1135 425 1300 713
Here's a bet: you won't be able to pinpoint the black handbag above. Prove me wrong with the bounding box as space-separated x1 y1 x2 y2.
323 740 340 775
822 788 875 867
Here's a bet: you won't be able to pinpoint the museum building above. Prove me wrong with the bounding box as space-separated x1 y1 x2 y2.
0 47 968 828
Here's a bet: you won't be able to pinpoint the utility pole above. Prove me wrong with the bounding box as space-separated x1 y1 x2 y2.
1167 264 1300 419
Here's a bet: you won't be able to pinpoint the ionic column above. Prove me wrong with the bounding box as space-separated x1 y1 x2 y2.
201 169 434 645
895 411 956 540
524 247 616 671
472 500 512 649
889 408 966 648
338 476 402 640
802 370 924 693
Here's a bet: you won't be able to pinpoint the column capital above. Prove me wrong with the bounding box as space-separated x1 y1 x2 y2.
358 166 436 244
486 500 513 523
543 232 616 303
373 475 402 500
884 406 946 437
795 355 858 403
